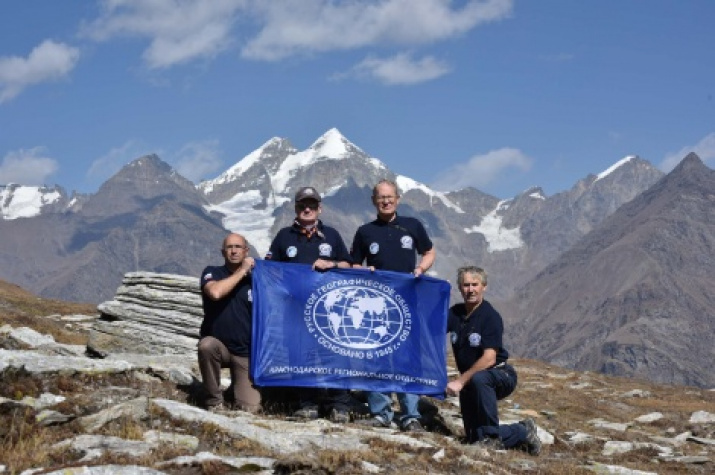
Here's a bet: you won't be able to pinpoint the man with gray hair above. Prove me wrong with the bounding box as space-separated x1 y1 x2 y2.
446 266 541 455
351 179 435 432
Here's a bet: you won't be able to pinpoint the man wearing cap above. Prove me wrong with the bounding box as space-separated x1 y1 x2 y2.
350 179 436 432
265 186 353 422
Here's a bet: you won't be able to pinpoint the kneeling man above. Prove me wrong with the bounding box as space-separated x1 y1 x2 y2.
446 266 540 455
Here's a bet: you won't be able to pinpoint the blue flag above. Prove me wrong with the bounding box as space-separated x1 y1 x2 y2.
251 260 450 397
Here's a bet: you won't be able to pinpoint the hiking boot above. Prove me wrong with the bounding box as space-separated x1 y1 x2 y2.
356 415 390 428
473 436 505 450
329 408 350 423
401 419 426 433
292 406 319 420
206 402 228 413
520 418 542 455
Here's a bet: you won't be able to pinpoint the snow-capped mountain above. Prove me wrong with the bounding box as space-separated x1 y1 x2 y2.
1 184 67 219
9 128 715 389
0 129 665 304
195 129 664 301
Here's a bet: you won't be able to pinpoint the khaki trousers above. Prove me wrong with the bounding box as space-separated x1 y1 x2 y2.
197 336 261 412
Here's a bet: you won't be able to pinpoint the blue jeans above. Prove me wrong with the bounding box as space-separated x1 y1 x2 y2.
367 391 420 427
459 364 526 448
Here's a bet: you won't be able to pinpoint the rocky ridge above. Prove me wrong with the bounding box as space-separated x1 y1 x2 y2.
2 273 713 474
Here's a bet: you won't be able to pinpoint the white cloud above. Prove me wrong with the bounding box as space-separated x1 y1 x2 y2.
430 148 533 192
0 40 80 103
0 147 59 185
172 140 224 182
78 0 512 75
243 0 513 60
80 0 246 69
340 53 450 85
660 132 715 172
87 140 157 184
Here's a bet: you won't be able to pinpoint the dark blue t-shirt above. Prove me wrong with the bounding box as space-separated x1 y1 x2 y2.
266 220 351 265
351 215 433 273
200 265 253 357
447 300 509 374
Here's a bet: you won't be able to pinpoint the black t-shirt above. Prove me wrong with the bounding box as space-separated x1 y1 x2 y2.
266 220 351 265
200 265 253 357
447 300 509 374
351 215 433 273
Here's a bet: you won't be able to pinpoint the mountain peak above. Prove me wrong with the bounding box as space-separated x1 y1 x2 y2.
308 128 362 159
594 155 637 182
672 152 705 173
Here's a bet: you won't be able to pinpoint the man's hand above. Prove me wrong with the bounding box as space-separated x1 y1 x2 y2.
413 266 424 277
312 259 337 271
446 379 464 396
239 256 255 273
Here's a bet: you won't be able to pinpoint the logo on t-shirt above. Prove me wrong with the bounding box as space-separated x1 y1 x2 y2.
247 289 252 302
319 243 333 257
400 236 413 249
287 246 298 258
369 242 380 254
468 333 481 347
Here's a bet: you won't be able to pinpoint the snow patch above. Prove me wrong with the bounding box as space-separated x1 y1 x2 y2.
200 137 285 194
529 190 546 200
1 186 60 220
395 175 464 213
595 155 636 182
204 190 287 256
464 200 523 252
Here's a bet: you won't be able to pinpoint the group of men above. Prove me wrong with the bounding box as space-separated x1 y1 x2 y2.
197 180 541 455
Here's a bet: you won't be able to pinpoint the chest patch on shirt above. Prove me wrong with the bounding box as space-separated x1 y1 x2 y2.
369 242 380 254
319 243 333 257
400 235 413 249
247 289 252 302
287 246 298 258
468 333 481 347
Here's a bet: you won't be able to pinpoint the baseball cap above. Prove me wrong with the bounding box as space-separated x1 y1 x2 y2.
294 186 322 202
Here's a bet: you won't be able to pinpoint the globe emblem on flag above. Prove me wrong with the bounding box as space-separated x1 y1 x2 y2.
312 286 405 350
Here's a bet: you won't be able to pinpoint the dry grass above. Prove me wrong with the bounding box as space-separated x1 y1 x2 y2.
2 279 715 474
1 279 96 346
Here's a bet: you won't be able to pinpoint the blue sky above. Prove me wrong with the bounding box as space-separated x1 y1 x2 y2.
1 0 713 199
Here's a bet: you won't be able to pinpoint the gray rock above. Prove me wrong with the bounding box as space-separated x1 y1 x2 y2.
585 461 657 474
0 349 133 374
53 434 153 462
30 467 166 475
634 412 663 423
77 397 150 432
36 409 74 426
690 410 715 424
158 451 274 472
89 272 204 357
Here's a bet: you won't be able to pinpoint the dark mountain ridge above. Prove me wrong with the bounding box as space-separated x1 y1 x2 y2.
505 153 715 387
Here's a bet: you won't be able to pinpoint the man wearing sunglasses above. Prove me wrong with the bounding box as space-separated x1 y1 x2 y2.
265 186 353 422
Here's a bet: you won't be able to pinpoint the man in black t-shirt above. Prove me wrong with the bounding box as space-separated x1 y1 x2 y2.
199 233 260 412
266 186 353 422
446 266 541 455
351 179 435 432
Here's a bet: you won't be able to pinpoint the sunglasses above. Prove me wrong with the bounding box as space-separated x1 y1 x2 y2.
296 202 320 211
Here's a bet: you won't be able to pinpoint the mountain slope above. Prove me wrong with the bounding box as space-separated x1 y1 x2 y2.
0 155 228 303
506 153 715 387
